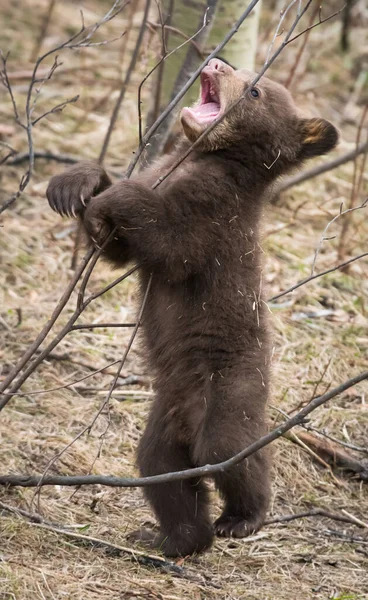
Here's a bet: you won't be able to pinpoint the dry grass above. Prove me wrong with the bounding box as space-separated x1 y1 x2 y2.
1 1 368 599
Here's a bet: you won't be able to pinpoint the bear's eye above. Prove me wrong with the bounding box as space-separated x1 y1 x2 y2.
250 88 260 98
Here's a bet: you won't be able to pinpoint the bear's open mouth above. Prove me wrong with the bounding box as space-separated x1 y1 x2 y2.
183 72 221 126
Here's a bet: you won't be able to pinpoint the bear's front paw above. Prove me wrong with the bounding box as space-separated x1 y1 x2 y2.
83 197 115 249
46 161 111 218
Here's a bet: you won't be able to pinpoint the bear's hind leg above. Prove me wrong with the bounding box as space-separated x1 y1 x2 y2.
195 377 270 539
129 407 213 557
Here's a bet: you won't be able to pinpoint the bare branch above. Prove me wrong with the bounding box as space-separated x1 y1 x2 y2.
311 199 367 275
268 251 368 302
0 248 94 401
71 322 136 330
265 508 367 528
98 0 152 164
31 94 79 126
0 369 367 488
6 151 79 165
273 139 368 197
0 1 129 214
286 3 347 45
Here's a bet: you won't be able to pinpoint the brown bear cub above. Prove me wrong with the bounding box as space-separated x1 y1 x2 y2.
47 59 338 557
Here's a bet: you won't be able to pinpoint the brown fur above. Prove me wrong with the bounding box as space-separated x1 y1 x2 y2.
47 59 338 557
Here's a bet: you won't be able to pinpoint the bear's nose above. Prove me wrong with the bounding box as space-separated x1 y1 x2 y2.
208 58 231 73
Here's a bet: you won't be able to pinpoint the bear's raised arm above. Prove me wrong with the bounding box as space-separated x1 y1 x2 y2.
82 177 223 281
47 161 112 217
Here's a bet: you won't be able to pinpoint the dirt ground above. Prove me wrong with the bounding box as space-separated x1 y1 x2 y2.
0 1 367 599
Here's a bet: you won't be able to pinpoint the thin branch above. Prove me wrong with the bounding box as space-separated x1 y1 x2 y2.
338 105 368 261
268 251 368 302
0 51 23 125
6 151 79 165
147 21 204 57
31 94 79 126
98 0 152 164
1 369 366 488
273 138 368 197
284 2 320 88
311 199 368 275
286 3 346 45
265 508 367 528
71 322 136 330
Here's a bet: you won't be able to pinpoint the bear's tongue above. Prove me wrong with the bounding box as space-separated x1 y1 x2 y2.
192 102 220 117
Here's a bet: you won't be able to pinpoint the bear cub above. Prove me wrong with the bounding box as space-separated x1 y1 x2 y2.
47 59 338 557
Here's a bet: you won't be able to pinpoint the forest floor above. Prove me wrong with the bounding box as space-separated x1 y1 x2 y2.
0 1 367 599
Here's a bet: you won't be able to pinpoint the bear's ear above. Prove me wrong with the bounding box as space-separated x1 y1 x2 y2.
299 118 338 159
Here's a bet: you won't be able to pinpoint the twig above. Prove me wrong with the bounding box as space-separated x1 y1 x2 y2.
273 139 368 197
0 369 367 488
311 199 368 275
286 3 346 45
341 510 368 529
320 528 368 544
147 22 204 57
268 251 368 302
31 94 79 126
284 2 320 88
6 151 79 165
338 105 368 261
32 273 152 501
265 508 367 528
0 500 56 526
98 0 152 164
71 322 136 330
0 248 94 400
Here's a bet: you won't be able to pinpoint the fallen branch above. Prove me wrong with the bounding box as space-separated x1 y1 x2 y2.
286 430 368 480
0 369 366 488
0 502 186 575
302 423 368 455
273 138 368 198
265 508 367 528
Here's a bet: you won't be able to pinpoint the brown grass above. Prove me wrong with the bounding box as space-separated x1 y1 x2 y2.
0 1 367 599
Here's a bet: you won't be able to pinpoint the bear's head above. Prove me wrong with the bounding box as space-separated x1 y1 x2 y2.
181 59 338 175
